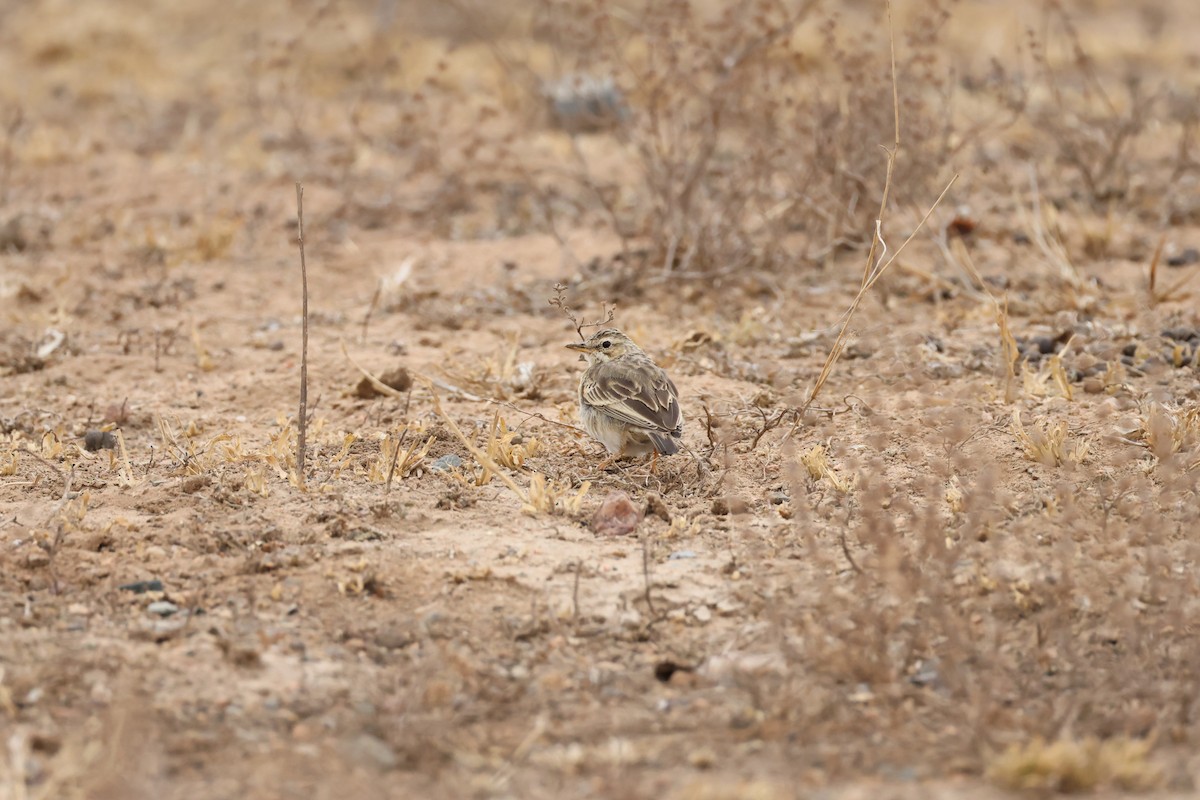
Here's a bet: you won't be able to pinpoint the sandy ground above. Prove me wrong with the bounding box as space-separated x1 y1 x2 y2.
3 1 1200 798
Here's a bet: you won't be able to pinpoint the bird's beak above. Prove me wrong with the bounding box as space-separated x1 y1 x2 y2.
565 342 591 362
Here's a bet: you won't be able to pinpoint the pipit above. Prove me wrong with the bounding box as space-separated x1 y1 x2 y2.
566 328 683 469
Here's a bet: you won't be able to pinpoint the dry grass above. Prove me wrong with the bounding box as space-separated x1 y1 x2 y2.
987 736 1163 793
1012 409 1090 467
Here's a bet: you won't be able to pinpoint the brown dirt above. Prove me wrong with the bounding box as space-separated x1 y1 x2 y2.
3 1 1200 798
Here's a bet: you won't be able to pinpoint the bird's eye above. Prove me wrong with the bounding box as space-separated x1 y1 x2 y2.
601 340 612 349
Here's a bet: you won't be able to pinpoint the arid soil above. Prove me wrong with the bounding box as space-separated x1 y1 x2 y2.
3 1 1200 798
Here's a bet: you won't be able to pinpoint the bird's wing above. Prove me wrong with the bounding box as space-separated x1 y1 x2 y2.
582 359 682 435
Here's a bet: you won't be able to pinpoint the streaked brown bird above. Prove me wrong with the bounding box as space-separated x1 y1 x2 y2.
566 328 683 469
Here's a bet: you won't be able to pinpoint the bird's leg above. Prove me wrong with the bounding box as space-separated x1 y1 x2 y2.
650 450 659 475
597 447 624 472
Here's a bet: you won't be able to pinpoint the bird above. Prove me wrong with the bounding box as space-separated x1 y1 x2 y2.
565 328 683 469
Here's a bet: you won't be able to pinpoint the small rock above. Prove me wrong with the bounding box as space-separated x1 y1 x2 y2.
420 611 454 639
1163 327 1199 342
617 609 642 629
1033 336 1061 355
147 601 179 617
374 624 414 650
729 707 760 729
82 430 117 452
1167 247 1199 268
908 660 940 687
429 454 463 473
354 366 412 399
120 579 164 594
668 550 697 560
544 73 628 133
711 496 749 516
692 605 712 624
0 212 55 253
848 683 875 703
926 360 964 380
715 599 741 615
644 492 671 522
342 733 397 771
590 491 642 536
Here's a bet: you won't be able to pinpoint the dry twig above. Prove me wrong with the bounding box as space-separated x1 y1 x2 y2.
294 182 310 487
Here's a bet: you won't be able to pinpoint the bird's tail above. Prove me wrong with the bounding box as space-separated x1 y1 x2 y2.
649 431 681 455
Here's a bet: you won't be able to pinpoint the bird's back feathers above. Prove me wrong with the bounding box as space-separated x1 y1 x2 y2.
580 355 683 441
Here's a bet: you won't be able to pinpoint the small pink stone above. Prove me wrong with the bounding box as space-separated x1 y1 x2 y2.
590 491 643 537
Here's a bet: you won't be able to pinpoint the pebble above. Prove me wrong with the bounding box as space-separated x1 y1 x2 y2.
1167 247 1199 267
644 492 671 522
908 660 940 687
82 430 118 452
374 624 414 650
711 496 750 515
344 733 398 770
429 454 463 472
849 683 875 703
354 366 412 399
147 601 179 617
617 610 642 629
715 599 741 616
590 491 642 537
120 579 164 594
668 550 697 560
926 360 965 380
693 605 712 624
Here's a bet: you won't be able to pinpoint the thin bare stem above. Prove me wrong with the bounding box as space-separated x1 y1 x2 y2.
861 0 902 288
294 182 310 488
361 280 382 344
800 175 959 419
385 426 410 493
1147 232 1165 300
641 532 658 617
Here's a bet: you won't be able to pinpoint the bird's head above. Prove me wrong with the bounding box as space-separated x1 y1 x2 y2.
565 328 641 365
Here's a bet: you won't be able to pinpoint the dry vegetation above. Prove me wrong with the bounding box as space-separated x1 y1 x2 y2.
3 0 1200 797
